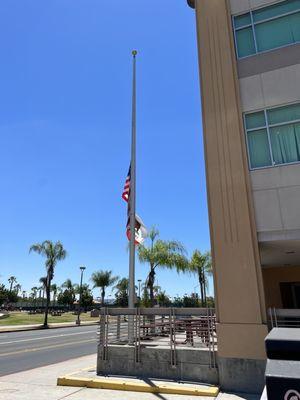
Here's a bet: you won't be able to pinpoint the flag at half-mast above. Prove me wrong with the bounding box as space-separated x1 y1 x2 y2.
122 164 147 244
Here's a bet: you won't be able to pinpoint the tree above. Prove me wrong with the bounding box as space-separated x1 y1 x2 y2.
113 278 129 307
14 283 22 296
156 290 171 307
78 284 94 310
188 250 212 306
60 279 76 309
0 284 9 306
30 240 67 327
138 227 189 306
57 290 75 308
91 270 118 306
8 276 17 292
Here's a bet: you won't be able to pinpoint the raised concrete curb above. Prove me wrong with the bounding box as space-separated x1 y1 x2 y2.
57 375 219 397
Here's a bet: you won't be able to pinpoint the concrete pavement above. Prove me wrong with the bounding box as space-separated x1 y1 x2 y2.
0 354 261 400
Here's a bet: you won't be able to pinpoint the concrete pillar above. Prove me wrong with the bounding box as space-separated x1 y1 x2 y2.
192 0 268 392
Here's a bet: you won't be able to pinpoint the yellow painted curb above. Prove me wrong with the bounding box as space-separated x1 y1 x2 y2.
57 376 219 397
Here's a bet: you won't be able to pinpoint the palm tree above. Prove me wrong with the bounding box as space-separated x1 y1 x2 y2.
91 270 118 306
8 276 17 292
62 278 75 292
14 283 22 296
137 227 189 306
31 286 38 308
188 250 212 306
61 279 76 309
113 278 129 295
30 240 67 327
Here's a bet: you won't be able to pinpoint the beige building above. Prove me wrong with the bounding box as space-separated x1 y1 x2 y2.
188 0 300 392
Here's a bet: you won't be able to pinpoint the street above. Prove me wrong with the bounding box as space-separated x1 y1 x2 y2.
0 325 98 376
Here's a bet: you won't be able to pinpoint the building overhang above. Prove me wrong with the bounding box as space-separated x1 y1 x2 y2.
187 0 195 8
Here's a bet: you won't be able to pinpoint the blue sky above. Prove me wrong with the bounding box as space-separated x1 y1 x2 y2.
0 0 211 299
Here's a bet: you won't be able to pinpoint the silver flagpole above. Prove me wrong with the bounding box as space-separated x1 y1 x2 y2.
128 50 137 344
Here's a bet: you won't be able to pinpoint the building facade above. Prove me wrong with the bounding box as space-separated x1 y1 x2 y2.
188 0 300 392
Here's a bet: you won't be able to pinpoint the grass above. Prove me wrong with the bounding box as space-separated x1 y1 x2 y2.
0 311 99 326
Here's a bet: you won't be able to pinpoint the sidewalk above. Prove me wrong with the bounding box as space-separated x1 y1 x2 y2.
0 320 98 333
0 354 261 400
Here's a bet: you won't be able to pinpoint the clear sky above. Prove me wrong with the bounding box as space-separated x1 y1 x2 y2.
0 0 211 299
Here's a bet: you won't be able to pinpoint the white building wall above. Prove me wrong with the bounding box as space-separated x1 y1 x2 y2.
230 0 282 15
239 64 300 240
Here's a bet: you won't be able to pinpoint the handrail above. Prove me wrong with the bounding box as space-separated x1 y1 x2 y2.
99 307 215 316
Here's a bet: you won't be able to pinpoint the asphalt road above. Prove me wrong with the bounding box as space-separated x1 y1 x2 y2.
0 325 98 376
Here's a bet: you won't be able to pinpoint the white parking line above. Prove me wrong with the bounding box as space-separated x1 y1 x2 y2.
0 330 96 346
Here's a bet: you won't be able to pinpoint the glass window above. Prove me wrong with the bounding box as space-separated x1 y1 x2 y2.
235 27 256 58
255 13 300 52
234 13 251 28
245 111 266 130
270 123 300 164
247 129 272 168
267 103 300 125
253 0 300 22
290 12 300 41
245 103 300 169
233 0 300 58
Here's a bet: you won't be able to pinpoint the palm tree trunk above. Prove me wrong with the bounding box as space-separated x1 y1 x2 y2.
148 267 155 307
43 277 51 328
101 288 105 306
198 273 204 307
203 270 207 307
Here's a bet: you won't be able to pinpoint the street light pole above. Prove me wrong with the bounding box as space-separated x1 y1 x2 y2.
76 266 86 326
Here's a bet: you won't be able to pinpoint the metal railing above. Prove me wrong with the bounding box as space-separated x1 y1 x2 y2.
98 307 217 368
268 308 300 328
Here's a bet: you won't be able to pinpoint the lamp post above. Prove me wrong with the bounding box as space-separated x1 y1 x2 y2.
138 279 142 299
76 266 86 326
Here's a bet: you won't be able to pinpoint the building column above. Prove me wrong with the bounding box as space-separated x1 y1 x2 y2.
193 0 268 393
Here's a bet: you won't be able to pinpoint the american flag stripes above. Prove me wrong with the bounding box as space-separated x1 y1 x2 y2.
122 164 147 245
122 165 131 202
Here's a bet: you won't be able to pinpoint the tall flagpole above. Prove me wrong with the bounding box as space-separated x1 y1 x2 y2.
128 50 137 344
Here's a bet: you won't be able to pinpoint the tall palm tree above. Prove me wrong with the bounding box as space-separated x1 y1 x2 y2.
8 276 17 292
14 283 22 296
30 240 67 327
31 286 38 308
188 250 212 306
91 270 118 306
138 228 189 306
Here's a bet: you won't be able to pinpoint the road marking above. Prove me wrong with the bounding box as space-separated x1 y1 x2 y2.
0 330 96 346
0 338 96 357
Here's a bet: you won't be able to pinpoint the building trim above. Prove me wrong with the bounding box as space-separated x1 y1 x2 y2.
238 43 300 78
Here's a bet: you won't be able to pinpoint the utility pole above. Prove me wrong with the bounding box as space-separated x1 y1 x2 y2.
76 266 86 326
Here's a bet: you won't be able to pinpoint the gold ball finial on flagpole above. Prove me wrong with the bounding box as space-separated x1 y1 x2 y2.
132 50 137 57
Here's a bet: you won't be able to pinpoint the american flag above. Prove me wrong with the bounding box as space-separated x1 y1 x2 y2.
122 165 131 202
121 164 147 244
